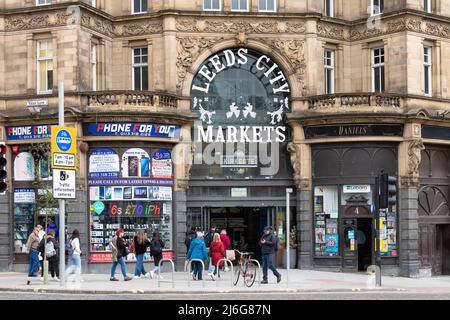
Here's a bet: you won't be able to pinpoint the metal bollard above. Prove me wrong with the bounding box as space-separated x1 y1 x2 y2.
248 259 262 287
187 259 205 288
367 265 382 287
216 259 234 287
157 259 175 288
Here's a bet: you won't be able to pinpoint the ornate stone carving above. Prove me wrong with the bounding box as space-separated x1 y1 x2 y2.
81 12 114 37
117 21 163 37
265 39 306 92
176 36 224 90
407 139 425 176
317 22 346 40
399 176 420 188
177 143 196 192
287 142 301 189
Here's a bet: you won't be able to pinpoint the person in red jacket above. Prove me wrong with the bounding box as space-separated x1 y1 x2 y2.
209 233 225 281
220 230 231 250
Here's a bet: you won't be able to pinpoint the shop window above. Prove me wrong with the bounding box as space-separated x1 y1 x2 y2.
88 146 174 263
14 152 35 181
14 200 35 254
314 186 339 256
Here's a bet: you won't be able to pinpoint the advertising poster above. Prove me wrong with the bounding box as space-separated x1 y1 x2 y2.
388 229 396 245
14 188 35 203
315 228 325 244
121 148 150 178
14 152 35 181
89 149 120 178
325 234 339 254
158 186 173 201
113 187 123 200
84 123 181 139
90 187 100 201
152 149 172 179
133 187 148 199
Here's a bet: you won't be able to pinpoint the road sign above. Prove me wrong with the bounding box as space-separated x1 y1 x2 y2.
53 169 76 199
51 126 77 170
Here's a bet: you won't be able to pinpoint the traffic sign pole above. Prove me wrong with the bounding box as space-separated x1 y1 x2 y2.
59 82 65 287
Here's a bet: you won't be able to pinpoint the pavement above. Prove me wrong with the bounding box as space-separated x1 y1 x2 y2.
1 269 450 295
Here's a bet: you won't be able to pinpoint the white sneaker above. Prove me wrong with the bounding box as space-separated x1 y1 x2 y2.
40 277 44 282
157 274 164 280
144 273 150 278
133 276 140 279
150 271 154 279
210 274 216 281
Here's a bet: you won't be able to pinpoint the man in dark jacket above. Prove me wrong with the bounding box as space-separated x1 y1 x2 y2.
185 227 197 251
259 226 281 284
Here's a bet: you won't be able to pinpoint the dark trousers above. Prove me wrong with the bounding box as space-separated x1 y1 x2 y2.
48 256 59 278
192 261 203 280
262 253 281 281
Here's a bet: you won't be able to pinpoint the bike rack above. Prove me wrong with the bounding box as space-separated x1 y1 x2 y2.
248 259 262 287
187 259 205 288
215 259 234 287
157 259 175 288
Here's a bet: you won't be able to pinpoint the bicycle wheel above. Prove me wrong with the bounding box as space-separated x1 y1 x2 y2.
244 262 257 287
233 266 241 286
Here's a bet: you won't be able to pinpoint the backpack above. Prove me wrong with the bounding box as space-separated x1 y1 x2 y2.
65 240 74 256
45 240 56 258
151 239 164 255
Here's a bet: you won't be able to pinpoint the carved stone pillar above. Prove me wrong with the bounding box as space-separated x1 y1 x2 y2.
398 123 423 278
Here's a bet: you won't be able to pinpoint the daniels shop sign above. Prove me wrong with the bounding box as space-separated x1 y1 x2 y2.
191 48 291 144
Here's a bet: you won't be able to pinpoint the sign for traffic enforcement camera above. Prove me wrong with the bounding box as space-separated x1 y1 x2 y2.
51 126 77 170
53 169 76 199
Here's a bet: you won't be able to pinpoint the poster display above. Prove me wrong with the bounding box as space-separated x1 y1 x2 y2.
89 149 120 178
14 188 35 203
121 148 150 178
151 149 172 179
380 210 398 257
14 152 35 181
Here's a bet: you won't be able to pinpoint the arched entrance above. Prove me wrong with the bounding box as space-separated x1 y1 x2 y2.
185 47 296 266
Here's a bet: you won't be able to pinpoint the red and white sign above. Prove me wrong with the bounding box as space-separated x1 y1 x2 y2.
89 251 174 263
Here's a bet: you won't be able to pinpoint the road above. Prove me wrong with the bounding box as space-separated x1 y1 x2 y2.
0 291 449 300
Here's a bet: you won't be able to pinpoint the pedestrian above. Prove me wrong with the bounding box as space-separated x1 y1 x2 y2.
220 230 231 272
205 226 217 277
185 227 197 251
26 227 41 285
64 229 83 283
110 228 132 281
133 230 150 279
45 231 59 281
209 233 225 281
259 226 282 284
149 232 165 279
186 231 208 281
36 225 46 280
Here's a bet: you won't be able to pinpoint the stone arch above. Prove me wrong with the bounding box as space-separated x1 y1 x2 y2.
181 38 301 98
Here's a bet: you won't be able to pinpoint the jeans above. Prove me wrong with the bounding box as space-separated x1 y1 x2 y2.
192 261 203 280
28 249 40 277
111 257 127 279
134 254 146 276
65 254 82 282
262 253 281 282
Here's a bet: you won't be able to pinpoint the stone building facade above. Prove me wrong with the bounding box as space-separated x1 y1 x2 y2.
1 0 450 277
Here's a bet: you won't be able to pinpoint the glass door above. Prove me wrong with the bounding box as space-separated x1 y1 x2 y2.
342 218 358 271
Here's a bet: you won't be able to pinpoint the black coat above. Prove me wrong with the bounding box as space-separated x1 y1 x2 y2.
150 238 164 256
117 237 128 258
259 233 276 255
134 236 150 255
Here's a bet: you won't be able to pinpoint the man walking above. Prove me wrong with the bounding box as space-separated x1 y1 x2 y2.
259 226 281 284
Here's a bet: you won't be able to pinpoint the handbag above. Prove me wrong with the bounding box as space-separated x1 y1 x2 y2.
225 250 236 261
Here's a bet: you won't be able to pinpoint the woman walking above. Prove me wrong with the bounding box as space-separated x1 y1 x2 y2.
26 227 41 285
133 230 150 279
45 231 59 280
110 228 132 281
186 231 208 281
149 232 165 279
210 233 225 281
65 229 83 283
220 229 231 271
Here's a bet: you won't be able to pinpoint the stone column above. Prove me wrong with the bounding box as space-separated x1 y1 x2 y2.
287 122 313 269
173 124 194 271
398 123 422 278
0 193 10 271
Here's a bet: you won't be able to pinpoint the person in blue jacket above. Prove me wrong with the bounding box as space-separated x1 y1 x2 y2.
186 231 208 280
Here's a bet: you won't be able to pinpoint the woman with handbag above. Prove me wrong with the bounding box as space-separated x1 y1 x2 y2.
210 233 225 281
110 228 132 281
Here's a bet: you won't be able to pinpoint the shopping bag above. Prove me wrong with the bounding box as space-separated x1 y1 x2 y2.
225 250 235 261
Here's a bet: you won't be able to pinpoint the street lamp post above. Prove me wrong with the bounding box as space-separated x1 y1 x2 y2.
286 188 293 288
58 81 65 287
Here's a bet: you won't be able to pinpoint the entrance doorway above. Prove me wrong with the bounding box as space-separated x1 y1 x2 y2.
435 224 450 275
342 217 373 272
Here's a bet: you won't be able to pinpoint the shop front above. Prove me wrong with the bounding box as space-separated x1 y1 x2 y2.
185 47 296 266
305 124 402 273
83 122 180 271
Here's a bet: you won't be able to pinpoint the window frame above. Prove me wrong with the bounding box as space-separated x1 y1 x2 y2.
36 0 51 6
371 47 385 93
203 0 222 11
424 47 432 97
131 0 148 15
231 0 249 12
132 47 149 91
423 0 432 13
370 0 384 16
258 0 277 13
91 43 98 91
324 49 335 95
91 0 97 7
324 0 334 17
36 39 53 95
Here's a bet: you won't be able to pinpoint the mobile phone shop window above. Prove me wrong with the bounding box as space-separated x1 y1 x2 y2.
314 186 339 256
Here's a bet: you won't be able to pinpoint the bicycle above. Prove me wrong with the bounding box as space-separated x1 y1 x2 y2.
233 250 257 287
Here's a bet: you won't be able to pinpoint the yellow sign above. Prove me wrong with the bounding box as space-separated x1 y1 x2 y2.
51 126 77 170
380 239 388 253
